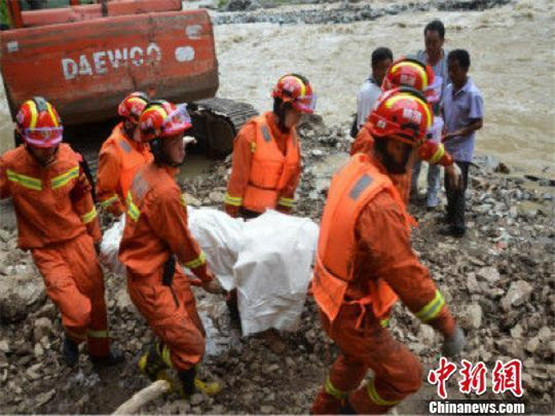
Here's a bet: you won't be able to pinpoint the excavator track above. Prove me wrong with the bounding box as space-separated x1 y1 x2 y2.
188 97 258 159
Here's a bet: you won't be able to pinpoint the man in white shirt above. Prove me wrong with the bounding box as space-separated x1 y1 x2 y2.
411 20 449 209
354 47 393 133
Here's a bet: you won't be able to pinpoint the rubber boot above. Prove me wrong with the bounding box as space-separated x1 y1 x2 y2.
176 366 222 399
177 367 197 398
62 337 79 367
90 347 125 367
138 343 170 381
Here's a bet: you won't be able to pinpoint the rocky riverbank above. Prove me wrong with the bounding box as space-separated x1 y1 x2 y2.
0 114 553 414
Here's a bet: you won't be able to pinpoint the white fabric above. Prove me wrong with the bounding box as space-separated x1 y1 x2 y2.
99 207 319 336
99 214 126 276
234 210 319 335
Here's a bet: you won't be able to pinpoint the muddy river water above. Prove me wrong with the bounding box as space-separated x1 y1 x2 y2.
0 0 552 177
215 0 554 175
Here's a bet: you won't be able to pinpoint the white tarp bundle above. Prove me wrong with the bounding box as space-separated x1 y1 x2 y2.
100 207 318 336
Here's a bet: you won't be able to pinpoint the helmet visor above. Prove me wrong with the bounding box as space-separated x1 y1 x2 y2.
23 127 63 147
162 104 192 136
293 94 317 114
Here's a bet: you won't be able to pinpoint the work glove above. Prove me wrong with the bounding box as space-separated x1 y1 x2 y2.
445 163 463 191
442 325 466 357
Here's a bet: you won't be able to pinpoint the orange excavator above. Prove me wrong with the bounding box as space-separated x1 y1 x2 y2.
0 0 257 158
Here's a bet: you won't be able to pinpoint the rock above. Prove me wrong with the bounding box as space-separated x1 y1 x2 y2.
0 229 10 243
310 149 325 159
209 191 224 204
537 326 551 342
33 317 53 342
526 337 540 353
185 194 202 207
462 303 483 329
501 280 533 311
466 273 480 293
510 324 523 339
0 274 45 322
190 393 204 406
418 325 436 345
176 400 191 413
494 162 511 174
477 266 500 284
114 287 134 313
35 389 55 407
33 343 44 358
260 405 275 414
0 340 10 354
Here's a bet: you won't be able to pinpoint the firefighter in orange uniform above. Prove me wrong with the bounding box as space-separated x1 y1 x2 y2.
224 74 316 219
0 97 121 366
351 58 461 203
119 100 222 397
311 88 466 414
96 92 152 216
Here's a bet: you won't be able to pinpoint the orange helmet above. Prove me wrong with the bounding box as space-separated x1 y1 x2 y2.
16 97 63 148
138 100 192 142
272 74 316 114
118 91 149 123
382 58 438 103
368 87 433 146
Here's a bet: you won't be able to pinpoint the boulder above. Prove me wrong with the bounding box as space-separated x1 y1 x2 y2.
0 274 45 323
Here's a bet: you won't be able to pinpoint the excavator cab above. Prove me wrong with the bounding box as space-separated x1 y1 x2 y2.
0 0 256 158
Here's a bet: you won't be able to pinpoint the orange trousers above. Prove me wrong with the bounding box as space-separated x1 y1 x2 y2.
31 232 110 357
312 304 422 414
127 266 205 371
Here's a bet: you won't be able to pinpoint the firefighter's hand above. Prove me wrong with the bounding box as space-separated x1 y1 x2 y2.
202 272 224 295
445 163 462 191
442 325 466 357
224 203 240 218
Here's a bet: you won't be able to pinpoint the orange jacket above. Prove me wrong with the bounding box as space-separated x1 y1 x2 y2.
119 161 211 283
96 123 152 216
225 111 301 216
313 153 455 336
0 144 100 249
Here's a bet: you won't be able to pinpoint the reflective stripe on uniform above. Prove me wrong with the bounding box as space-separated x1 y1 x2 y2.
51 166 79 189
325 377 349 400
277 197 295 207
100 194 119 208
184 251 206 269
250 141 257 154
429 143 445 164
415 290 445 322
81 206 97 224
367 378 400 406
181 194 187 207
224 193 242 207
126 192 140 221
87 329 108 338
6 169 42 190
